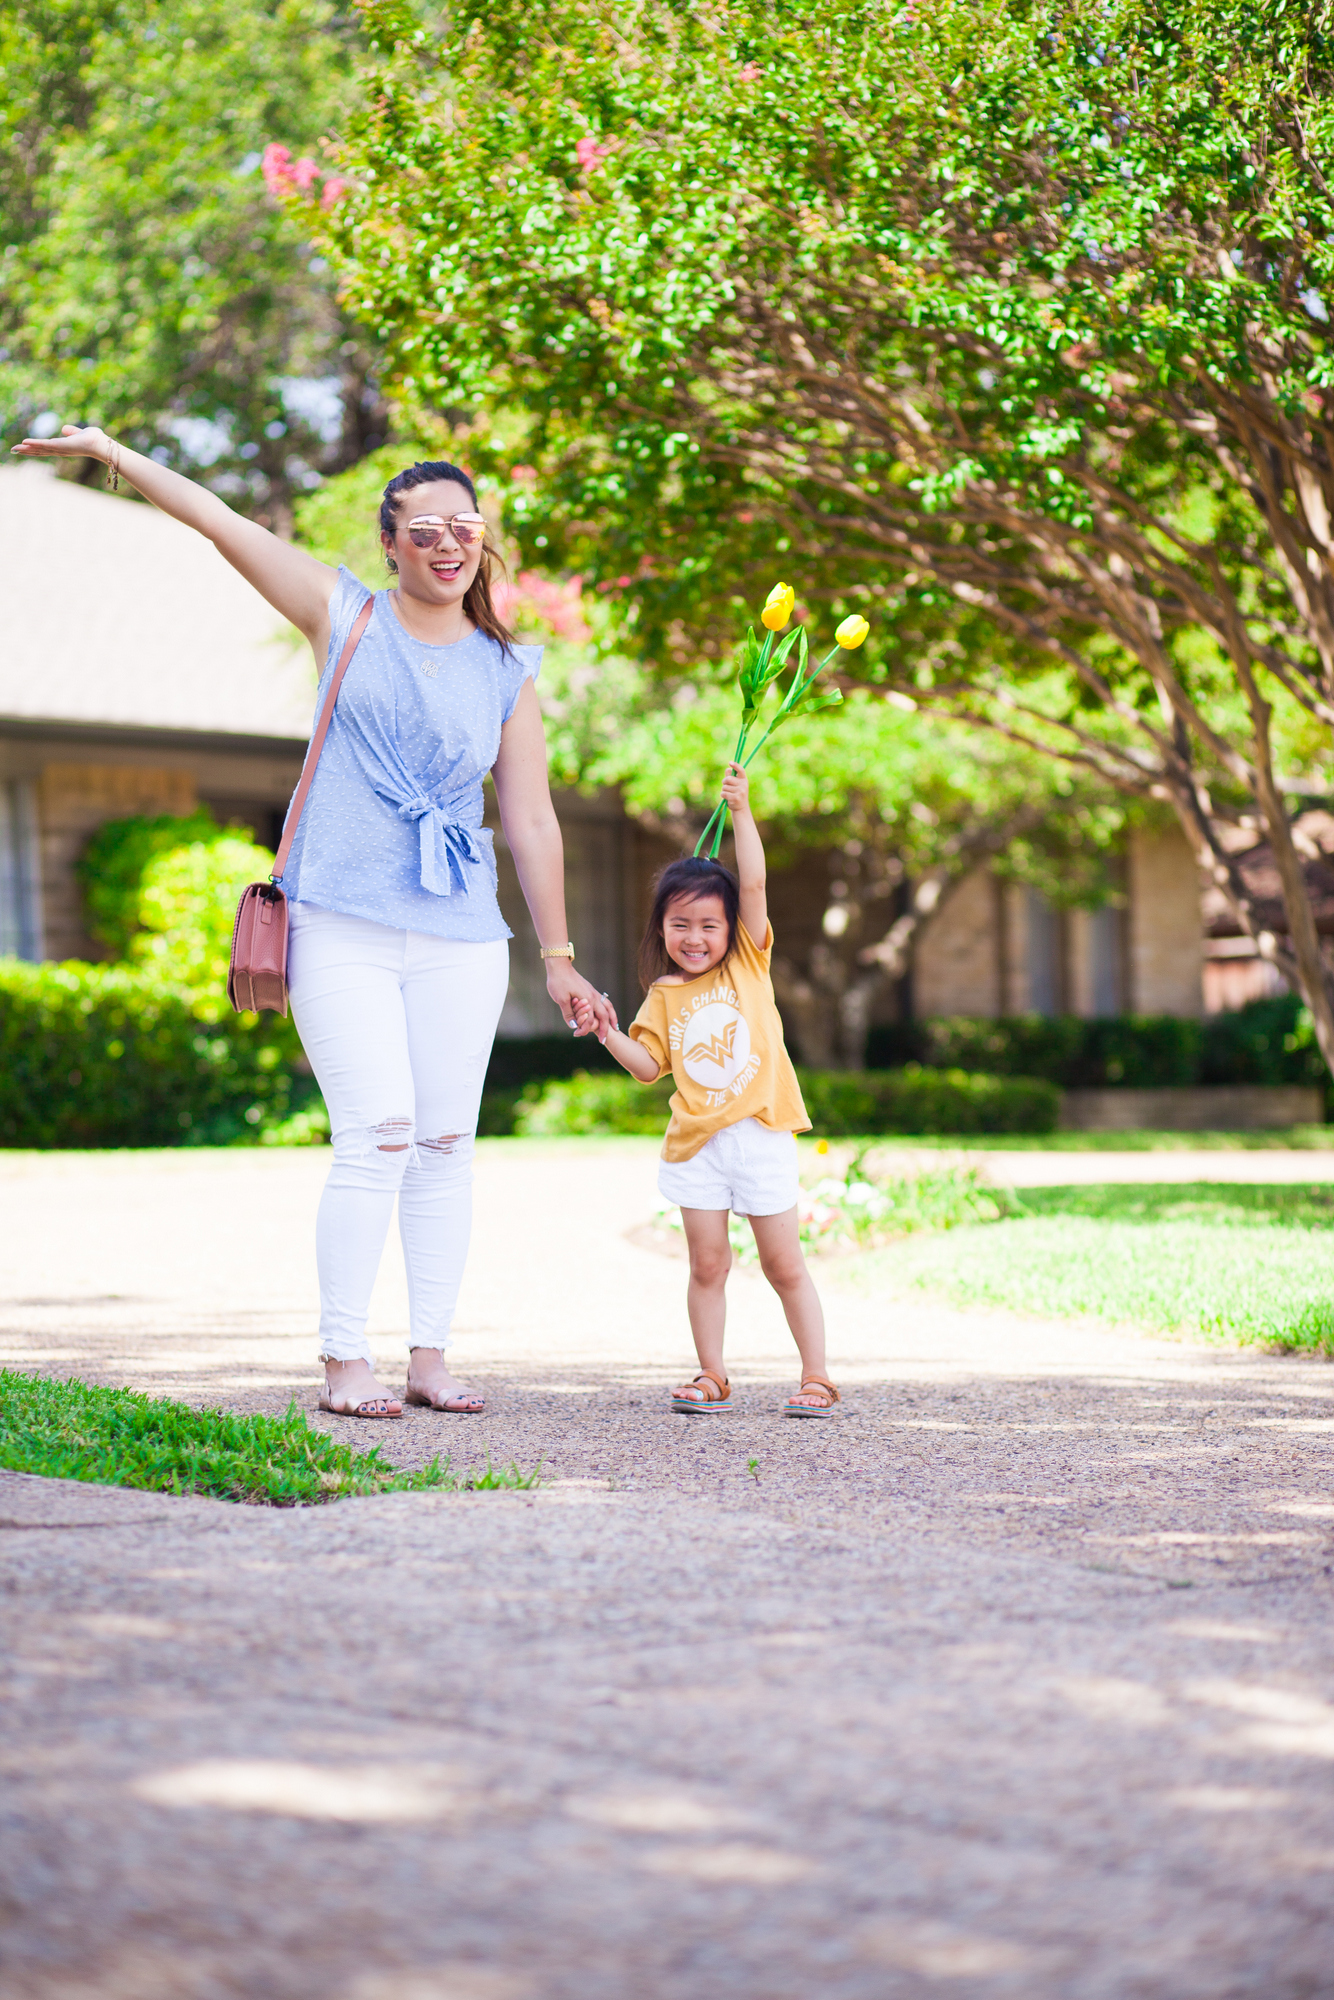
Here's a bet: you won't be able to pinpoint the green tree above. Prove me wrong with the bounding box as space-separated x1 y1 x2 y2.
294 427 1126 1063
322 0 1334 1059
2 0 381 529
594 670 1125 1061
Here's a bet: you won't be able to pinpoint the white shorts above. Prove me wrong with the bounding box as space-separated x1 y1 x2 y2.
657 1117 800 1217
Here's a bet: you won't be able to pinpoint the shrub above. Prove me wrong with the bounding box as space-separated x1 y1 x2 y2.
484 1033 618 1090
866 996 1330 1096
130 833 291 1016
1199 995 1328 1089
0 959 302 1148
480 1035 622 1135
797 1066 1059 1135
514 1068 674 1135
76 809 227 956
1 808 310 1149
513 1064 1058 1137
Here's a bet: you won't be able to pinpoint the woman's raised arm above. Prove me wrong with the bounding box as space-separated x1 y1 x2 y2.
11 426 337 647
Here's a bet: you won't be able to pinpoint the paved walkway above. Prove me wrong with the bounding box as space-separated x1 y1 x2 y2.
1 1140 1332 1999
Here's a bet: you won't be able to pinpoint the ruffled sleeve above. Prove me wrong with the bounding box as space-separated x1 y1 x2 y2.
501 642 543 723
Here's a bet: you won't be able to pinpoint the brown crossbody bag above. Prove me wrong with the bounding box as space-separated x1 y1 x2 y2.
227 597 376 1016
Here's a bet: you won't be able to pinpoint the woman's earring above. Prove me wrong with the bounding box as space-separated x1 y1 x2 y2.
385 552 398 573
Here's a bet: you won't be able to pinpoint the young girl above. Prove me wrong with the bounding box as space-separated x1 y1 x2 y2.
601 763 838 1417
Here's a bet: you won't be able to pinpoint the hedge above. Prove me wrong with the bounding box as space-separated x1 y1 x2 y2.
3 961 1308 1150
515 1069 675 1136
514 1064 1058 1138
796 1065 1059 1135
865 995 1329 1094
0 959 303 1148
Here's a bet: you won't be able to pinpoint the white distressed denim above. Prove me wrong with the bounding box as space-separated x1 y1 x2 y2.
287 902 510 1363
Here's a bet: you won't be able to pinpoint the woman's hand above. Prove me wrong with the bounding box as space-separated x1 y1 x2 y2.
11 423 112 464
11 421 335 643
545 960 618 1040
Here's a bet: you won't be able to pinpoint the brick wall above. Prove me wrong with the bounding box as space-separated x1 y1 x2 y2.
38 762 198 961
914 868 1004 1018
1127 824 1203 1016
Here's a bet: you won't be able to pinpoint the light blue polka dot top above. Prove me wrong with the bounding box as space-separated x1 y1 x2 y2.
277 566 541 941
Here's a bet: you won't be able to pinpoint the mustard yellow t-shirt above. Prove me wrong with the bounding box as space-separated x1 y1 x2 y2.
628 920 810 1162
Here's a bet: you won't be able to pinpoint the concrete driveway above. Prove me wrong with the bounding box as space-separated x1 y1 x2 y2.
1 1138 1331 2000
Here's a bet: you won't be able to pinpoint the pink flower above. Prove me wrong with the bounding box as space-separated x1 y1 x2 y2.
261 143 293 195
575 135 614 171
292 156 320 191
737 62 761 81
495 572 592 643
510 463 538 484
516 571 591 643
320 176 349 209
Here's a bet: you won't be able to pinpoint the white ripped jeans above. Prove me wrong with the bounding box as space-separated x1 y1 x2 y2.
287 903 510 1365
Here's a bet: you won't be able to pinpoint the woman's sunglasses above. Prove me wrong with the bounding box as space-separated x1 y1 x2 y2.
406 513 488 550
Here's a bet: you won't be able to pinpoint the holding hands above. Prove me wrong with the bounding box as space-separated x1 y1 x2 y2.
546 960 616 1040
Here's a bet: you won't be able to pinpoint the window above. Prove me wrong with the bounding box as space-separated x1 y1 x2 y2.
1026 889 1063 1016
1087 904 1125 1017
0 780 41 960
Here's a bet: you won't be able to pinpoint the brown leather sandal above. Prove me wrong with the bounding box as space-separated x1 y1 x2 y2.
783 1376 840 1419
671 1369 731 1414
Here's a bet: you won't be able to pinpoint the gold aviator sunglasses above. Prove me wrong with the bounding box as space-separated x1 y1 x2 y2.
406 513 488 550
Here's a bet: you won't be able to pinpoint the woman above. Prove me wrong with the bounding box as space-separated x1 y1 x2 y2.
13 424 616 1417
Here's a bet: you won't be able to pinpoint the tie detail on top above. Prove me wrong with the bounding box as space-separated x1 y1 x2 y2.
397 797 486 896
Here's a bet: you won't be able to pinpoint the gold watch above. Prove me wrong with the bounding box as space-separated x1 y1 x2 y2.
540 942 575 960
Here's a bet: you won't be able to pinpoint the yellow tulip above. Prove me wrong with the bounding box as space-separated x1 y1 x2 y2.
835 614 870 649
760 582 795 630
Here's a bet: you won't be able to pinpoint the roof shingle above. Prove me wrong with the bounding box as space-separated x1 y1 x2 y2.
0 465 319 741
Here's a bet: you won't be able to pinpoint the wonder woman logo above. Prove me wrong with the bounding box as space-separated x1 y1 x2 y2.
685 1020 738 1071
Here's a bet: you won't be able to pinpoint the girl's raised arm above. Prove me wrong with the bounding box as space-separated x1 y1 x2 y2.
720 761 767 943
11 426 337 647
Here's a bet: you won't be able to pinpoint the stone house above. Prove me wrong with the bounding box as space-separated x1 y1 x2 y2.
1 462 1255 1045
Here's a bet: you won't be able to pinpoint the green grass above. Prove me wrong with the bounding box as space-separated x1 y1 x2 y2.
0 1372 542 1505
865 1181 1334 1354
829 1126 1334 1153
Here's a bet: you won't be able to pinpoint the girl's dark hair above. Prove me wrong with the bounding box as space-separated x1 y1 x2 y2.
638 856 740 990
379 459 517 655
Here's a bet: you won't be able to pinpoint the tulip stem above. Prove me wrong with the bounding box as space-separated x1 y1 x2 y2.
736 646 841 769
693 624 833 859
694 645 839 857
694 798 726 856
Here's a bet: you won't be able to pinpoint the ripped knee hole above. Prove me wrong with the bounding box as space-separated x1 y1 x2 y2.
418 1131 468 1159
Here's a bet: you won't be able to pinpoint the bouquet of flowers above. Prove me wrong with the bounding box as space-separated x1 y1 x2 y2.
694 584 870 858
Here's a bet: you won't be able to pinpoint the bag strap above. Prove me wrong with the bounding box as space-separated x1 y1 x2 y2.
271 595 376 882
